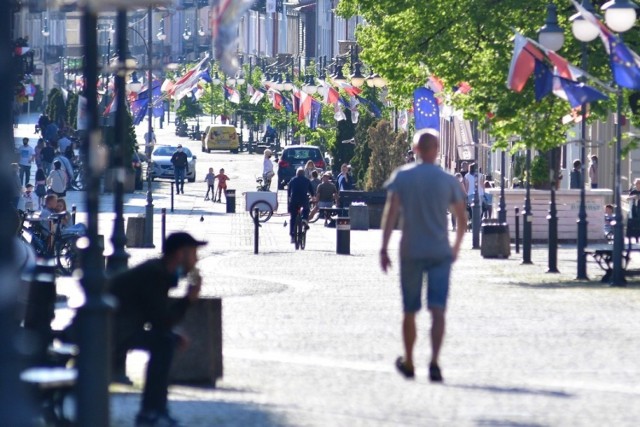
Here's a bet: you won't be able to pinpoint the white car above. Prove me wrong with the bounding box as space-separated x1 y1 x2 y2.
148 145 197 182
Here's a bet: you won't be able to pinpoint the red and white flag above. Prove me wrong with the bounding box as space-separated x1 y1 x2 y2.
298 91 313 122
249 88 265 105
334 80 362 97
507 33 543 92
169 56 209 101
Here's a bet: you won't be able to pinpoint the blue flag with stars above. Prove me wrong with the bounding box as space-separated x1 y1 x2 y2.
534 59 553 102
413 87 440 132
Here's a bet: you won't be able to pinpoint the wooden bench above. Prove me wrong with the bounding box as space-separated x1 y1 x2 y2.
585 243 640 282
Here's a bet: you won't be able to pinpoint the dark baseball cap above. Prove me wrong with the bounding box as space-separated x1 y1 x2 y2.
163 232 207 254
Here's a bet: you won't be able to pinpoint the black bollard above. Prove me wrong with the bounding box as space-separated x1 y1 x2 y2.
226 190 236 213
336 217 350 255
170 182 174 213
254 208 259 254
71 204 77 225
515 207 520 254
161 208 166 253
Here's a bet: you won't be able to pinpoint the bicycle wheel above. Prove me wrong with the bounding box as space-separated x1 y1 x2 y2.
56 237 78 276
249 201 273 223
300 225 306 250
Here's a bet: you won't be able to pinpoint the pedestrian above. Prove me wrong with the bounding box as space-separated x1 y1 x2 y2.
303 160 317 180
214 168 230 203
337 163 354 192
57 131 72 154
47 160 67 198
21 184 38 212
570 159 582 189
451 172 467 231
109 232 206 427
144 127 156 157
34 138 44 171
40 141 55 176
379 129 466 382
18 137 35 186
287 167 314 243
589 155 598 189
170 144 189 195
262 149 274 191
34 168 47 209
204 167 215 201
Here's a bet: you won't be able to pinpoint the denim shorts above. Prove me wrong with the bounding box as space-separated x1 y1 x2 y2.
400 257 452 312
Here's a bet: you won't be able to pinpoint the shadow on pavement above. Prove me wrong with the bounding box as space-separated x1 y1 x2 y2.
512 280 640 290
474 418 546 427
449 383 573 399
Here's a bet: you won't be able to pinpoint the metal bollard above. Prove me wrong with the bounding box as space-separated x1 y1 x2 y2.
254 208 259 254
71 204 76 225
515 207 520 254
170 182 175 212
161 208 166 253
336 217 350 255
226 189 236 213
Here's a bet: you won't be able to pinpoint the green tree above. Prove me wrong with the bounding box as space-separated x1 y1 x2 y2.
365 120 407 191
46 88 67 126
66 92 78 130
337 0 628 151
176 95 202 121
349 113 379 188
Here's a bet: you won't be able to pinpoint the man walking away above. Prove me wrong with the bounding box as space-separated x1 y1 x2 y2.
380 129 466 382
18 137 35 186
287 167 314 243
170 144 189 194
109 232 206 427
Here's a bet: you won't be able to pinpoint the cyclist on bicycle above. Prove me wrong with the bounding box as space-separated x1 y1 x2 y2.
287 167 314 243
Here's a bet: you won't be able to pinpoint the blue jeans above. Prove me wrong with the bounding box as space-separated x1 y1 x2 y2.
174 167 185 193
19 164 31 186
289 202 309 237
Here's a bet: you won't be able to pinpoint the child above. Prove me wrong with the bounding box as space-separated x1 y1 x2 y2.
204 167 215 201
22 184 38 212
214 168 230 203
604 204 614 240
34 167 47 208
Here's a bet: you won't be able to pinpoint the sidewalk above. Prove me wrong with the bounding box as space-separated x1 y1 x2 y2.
15 113 640 426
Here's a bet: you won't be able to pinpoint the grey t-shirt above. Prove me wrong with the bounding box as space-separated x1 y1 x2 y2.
385 162 465 260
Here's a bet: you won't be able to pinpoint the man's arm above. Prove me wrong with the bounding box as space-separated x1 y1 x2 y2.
451 200 467 261
380 191 400 273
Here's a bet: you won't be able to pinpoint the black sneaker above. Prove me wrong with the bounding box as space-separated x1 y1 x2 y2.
429 363 443 382
135 411 183 427
395 357 415 379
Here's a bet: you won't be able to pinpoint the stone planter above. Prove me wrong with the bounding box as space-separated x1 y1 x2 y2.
486 188 612 243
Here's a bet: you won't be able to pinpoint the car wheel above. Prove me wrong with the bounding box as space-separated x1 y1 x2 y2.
208 148 212 153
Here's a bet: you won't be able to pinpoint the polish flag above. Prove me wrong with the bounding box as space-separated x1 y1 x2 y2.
507 33 543 92
298 91 313 122
334 81 362 97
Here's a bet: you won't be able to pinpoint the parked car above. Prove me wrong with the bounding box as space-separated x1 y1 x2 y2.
277 145 325 190
148 145 197 182
201 124 240 153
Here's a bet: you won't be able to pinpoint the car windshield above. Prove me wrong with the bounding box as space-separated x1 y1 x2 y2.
285 149 320 160
153 146 192 157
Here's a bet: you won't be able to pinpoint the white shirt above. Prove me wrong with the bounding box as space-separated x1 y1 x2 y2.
465 173 484 197
263 157 274 175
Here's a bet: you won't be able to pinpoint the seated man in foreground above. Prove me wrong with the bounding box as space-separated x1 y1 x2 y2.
109 232 206 427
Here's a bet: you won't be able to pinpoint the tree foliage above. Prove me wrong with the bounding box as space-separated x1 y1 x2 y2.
365 120 407 191
46 88 67 127
66 92 78 130
337 0 639 151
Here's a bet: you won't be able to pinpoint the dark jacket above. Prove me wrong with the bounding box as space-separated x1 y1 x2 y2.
171 151 189 170
288 175 314 207
109 258 190 346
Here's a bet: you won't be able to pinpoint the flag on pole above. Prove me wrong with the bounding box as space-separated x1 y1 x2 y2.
552 76 608 108
212 0 254 76
355 95 381 118
199 69 213 83
298 91 313 122
534 59 554 102
161 78 175 93
223 85 240 104
334 103 346 121
267 88 283 110
398 109 408 131
413 87 440 132
334 81 362 97
130 97 149 125
427 75 445 93
169 55 209 100
349 96 360 124
507 33 544 92
249 88 265 105
309 99 322 130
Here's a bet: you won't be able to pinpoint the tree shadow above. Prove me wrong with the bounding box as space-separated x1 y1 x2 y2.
449 382 573 399
474 419 547 427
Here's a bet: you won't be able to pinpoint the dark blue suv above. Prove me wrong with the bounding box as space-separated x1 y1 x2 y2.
277 146 325 189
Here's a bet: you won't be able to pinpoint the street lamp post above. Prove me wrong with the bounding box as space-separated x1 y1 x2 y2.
498 149 507 223
472 120 481 249
107 10 131 274
144 6 155 248
42 15 49 105
523 148 533 264
538 3 563 273
570 0 600 280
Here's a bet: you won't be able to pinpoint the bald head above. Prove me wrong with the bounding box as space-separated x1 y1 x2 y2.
412 129 439 163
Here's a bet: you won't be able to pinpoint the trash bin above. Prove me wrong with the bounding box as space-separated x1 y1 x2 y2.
349 203 369 231
481 222 510 258
225 189 236 213
336 217 350 255
125 214 146 247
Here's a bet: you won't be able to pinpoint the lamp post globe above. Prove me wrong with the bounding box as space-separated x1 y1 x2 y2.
538 4 565 51
602 0 638 33
570 14 600 42
373 75 386 88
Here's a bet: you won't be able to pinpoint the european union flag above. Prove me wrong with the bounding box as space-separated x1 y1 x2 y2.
609 35 640 90
556 77 608 108
534 59 553 102
413 87 440 132
130 97 149 125
355 95 382 118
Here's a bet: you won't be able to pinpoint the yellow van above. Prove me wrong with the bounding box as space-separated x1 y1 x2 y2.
201 125 240 153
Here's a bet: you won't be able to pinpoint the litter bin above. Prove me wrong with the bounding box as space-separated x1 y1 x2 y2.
481 222 510 258
349 203 369 231
336 217 350 255
225 189 236 213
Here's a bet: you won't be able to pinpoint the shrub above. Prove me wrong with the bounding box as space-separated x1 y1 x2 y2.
364 120 407 191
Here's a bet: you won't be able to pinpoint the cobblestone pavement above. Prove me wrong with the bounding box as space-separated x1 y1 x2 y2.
15 117 640 426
